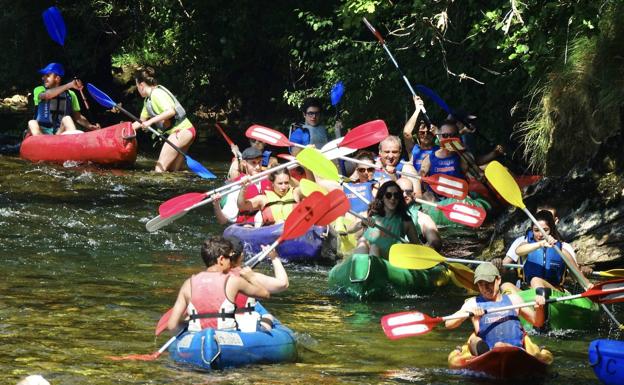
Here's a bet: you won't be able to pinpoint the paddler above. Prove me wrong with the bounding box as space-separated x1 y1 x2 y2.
395 177 442 250
445 263 546 356
373 136 419 187
402 95 438 172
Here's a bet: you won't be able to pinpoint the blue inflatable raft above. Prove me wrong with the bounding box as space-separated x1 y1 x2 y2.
223 223 325 262
168 304 297 371
589 339 624 385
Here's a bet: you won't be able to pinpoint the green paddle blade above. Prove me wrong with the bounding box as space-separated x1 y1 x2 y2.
296 148 340 182
484 161 526 209
299 178 328 197
389 244 445 270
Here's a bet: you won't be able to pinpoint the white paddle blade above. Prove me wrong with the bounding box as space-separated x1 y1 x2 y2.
427 175 468 200
321 137 356 160
381 311 435 339
246 125 289 146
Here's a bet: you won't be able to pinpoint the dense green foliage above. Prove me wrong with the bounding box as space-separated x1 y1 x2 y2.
0 1 619 171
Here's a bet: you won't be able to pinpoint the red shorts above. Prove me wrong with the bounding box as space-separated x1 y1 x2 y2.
175 126 196 141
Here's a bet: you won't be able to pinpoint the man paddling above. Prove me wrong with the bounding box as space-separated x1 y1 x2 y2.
167 236 270 332
28 62 100 136
445 263 546 356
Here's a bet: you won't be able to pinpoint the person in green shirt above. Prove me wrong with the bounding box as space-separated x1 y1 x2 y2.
27 62 100 136
132 66 197 172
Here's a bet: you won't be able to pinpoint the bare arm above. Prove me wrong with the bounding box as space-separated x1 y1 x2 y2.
415 155 430 199
167 279 191 331
445 298 476 329
212 195 231 225
402 96 424 157
39 79 80 100
240 248 289 293
404 220 422 245
512 293 545 327
228 275 270 300
237 183 266 212
417 212 442 250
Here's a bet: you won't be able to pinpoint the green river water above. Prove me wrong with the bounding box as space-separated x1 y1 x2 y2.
1 154 621 384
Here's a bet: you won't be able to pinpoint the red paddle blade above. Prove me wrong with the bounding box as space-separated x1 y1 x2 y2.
423 174 468 200
155 308 173 336
439 202 486 228
214 123 235 147
588 278 624 304
159 192 207 218
340 120 389 149
315 189 350 226
245 124 292 147
107 351 161 361
280 191 329 240
440 137 465 152
381 311 442 340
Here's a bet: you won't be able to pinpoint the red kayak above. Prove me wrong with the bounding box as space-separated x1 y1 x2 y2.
20 122 137 167
448 345 552 380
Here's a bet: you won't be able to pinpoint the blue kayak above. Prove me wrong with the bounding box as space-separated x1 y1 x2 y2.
223 223 325 262
589 339 624 385
169 304 297 371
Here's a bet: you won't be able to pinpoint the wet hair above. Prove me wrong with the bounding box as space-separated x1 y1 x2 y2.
200 236 238 267
378 135 402 152
133 66 158 86
531 210 563 241
301 97 322 113
368 180 410 220
268 168 290 182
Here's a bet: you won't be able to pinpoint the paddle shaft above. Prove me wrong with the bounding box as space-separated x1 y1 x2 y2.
246 239 280 268
348 210 404 242
362 18 431 127
215 123 242 171
340 156 425 181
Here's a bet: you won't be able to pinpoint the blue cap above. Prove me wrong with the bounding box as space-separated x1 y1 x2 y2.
38 62 64 77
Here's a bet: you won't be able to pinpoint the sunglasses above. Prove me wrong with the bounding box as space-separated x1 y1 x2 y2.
384 192 401 200
437 133 456 138
403 189 413 195
305 111 321 117
357 167 375 173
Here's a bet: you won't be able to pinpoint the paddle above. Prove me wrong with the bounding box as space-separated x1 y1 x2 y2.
446 263 479 292
215 123 242 159
314 189 351 226
340 155 469 200
381 278 624 339
42 6 90 110
593 269 624 278
389 244 506 270
107 327 187 361
485 161 623 329
439 136 488 183
330 81 348 174
86 83 215 179
362 17 431 128
413 198 486 228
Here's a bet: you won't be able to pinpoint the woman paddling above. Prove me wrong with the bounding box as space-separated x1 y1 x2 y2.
132 66 197 172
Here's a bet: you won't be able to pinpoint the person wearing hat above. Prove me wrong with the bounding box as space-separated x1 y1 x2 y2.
444 262 546 356
227 137 278 180
166 235 270 332
27 62 100 136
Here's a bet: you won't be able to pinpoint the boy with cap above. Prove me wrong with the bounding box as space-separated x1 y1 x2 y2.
27 62 99 136
444 262 546 356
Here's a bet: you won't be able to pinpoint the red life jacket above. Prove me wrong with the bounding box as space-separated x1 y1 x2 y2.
187 271 236 330
233 175 273 224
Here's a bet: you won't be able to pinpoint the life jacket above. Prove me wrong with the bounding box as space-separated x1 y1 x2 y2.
187 271 236 331
145 85 186 132
428 151 464 179
522 231 566 287
34 90 73 130
411 145 438 172
476 294 525 349
262 150 272 167
230 268 260 332
343 180 376 213
373 162 404 184
235 175 273 224
261 188 296 225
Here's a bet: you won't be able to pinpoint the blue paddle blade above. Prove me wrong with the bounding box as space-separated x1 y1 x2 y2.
185 156 216 179
42 7 66 46
415 85 452 115
86 83 117 109
330 81 345 106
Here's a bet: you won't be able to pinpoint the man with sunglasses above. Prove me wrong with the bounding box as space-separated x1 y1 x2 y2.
396 177 442 250
289 97 340 156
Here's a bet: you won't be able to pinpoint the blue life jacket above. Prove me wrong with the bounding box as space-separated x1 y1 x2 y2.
34 91 73 130
343 180 376 213
373 162 404 184
428 151 464 179
411 145 438 172
262 150 272 167
523 231 565 286
476 294 524 349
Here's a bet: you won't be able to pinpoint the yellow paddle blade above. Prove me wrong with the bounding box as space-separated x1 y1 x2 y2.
388 244 445 270
299 178 328 197
594 269 624 278
296 148 340 182
446 263 479 292
484 161 526 209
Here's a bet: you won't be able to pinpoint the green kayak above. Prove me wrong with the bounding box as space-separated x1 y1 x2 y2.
518 288 600 331
328 253 451 299
420 195 491 228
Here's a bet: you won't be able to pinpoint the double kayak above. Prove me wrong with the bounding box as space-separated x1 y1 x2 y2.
328 253 451 299
20 122 137 167
223 223 326 263
169 303 297 371
448 336 553 380
589 339 624 385
517 288 600 331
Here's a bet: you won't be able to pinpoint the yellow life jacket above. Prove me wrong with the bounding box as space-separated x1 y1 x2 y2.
261 189 296 225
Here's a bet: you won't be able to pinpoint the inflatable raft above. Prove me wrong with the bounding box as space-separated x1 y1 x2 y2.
517 288 600 331
20 122 137 167
328 253 450 299
223 223 325 263
448 336 552 380
589 339 624 385
169 304 297 371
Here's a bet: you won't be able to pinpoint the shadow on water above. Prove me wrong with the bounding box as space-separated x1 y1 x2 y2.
0 155 619 384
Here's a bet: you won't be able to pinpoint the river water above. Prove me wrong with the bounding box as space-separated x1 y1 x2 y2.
0 154 620 384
